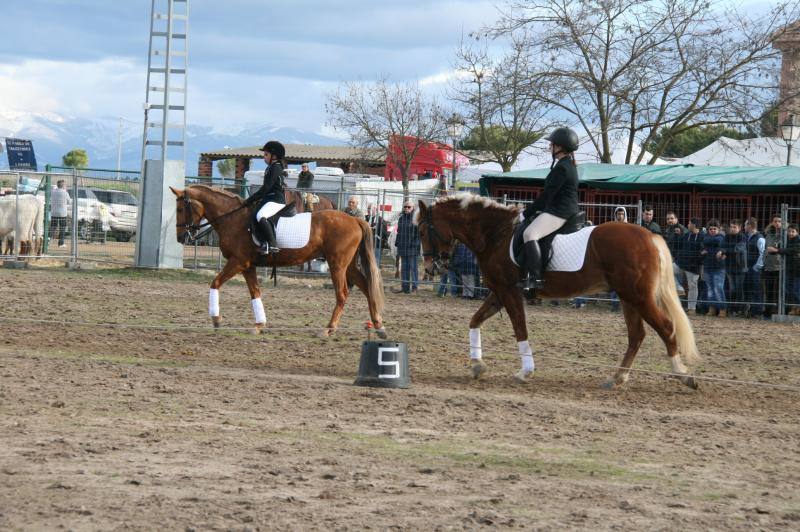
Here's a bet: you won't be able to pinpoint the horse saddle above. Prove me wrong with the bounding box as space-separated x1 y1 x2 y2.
512 211 587 270
249 203 297 245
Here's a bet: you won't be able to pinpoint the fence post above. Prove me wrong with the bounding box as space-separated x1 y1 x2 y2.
43 166 52 255
71 168 78 262
778 203 788 317
13 173 20 258
636 200 643 225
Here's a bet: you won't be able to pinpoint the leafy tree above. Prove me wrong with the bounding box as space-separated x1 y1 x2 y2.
460 125 542 160
217 158 235 178
646 126 751 158
62 149 89 168
760 105 779 138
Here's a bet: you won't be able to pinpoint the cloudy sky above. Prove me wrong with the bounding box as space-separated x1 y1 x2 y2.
1 0 499 135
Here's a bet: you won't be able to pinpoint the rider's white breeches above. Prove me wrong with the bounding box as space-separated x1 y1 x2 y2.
523 212 567 242
256 202 284 221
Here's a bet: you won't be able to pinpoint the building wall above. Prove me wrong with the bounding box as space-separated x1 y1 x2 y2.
774 21 800 125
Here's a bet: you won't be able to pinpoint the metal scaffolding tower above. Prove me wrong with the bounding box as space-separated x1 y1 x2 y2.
136 0 188 269
141 0 188 164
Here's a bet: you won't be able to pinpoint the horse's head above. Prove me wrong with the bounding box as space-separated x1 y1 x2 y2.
416 199 454 277
170 187 206 244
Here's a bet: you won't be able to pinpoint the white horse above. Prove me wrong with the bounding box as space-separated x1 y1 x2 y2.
0 195 44 255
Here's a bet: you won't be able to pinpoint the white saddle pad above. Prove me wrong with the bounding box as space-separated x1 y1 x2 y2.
510 226 596 272
275 213 312 249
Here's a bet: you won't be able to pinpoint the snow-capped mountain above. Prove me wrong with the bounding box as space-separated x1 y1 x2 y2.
0 111 345 175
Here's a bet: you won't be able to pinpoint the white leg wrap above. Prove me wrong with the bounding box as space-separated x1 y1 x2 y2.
469 328 482 360
518 340 535 373
209 288 220 317
251 297 266 324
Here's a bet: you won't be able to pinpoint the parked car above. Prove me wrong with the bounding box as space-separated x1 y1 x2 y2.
64 187 111 243
90 188 138 242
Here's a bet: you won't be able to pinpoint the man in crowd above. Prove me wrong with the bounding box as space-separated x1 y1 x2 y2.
365 203 388 260
343 196 364 218
664 211 687 290
762 214 784 319
769 223 800 315
743 217 765 319
641 205 661 234
677 218 704 315
49 179 71 248
701 219 727 317
392 200 420 294
723 219 748 316
296 163 316 210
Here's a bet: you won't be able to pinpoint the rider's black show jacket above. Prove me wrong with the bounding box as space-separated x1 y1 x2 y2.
245 162 285 207
523 156 579 220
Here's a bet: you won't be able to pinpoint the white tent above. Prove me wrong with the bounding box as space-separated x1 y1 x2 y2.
676 136 800 167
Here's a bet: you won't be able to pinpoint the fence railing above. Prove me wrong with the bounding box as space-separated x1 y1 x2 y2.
1 168 798 318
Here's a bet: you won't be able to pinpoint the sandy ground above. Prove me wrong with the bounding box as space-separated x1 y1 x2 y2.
1 266 799 531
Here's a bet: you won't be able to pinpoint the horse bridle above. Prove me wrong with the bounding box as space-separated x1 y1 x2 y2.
420 206 451 274
178 193 248 244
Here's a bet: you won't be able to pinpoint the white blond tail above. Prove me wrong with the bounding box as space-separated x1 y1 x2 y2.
652 235 701 365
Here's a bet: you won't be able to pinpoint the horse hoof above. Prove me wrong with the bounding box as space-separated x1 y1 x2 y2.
681 375 699 390
252 324 265 335
600 380 616 390
318 328 333 338
513 369 533 383
211 316 222 329
471 361 487 380
375 327 388 339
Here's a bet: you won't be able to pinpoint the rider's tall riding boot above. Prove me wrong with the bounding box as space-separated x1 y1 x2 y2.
257 218 280 255
524 240 545 292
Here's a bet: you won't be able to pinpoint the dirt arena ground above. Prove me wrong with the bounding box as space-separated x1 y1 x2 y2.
1 266 799 530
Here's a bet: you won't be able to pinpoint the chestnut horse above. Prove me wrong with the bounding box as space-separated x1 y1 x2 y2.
171 185 386 338
416 194 700 389
283 189 335 213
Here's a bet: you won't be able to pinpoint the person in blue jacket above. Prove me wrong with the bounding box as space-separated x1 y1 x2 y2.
701 219 727 316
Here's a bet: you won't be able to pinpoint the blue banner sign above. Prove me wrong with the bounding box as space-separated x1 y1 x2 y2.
5 138 38 171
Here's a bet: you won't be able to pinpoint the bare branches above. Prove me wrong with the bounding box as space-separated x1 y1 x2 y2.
326 79 447 189
489 0 800 164
450 32 551 171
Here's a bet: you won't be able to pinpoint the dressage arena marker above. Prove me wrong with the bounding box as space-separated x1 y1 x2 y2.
354 340 410 389
1 314 798 392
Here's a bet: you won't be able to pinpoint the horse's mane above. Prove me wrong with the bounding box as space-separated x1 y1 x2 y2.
433 193 517 219
188 184 243 203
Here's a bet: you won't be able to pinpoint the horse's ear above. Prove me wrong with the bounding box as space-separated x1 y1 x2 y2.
417 200 428 215
169 186 182 197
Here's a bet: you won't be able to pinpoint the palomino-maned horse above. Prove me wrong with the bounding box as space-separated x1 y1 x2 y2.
416 194 700 389
171 185 386 338
283 189 335 213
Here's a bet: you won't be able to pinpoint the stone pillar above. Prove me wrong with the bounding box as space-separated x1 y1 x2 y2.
198 156 213 177
774 21 800 125
235 157 250 179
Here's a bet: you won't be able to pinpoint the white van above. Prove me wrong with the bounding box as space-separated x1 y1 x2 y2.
243 167 380 195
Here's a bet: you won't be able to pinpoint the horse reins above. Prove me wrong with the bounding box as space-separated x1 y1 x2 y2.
420 206 451 274
178 194 250 243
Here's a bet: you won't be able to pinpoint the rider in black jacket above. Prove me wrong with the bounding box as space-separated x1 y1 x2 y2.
521 127 580 291
244 140 286 254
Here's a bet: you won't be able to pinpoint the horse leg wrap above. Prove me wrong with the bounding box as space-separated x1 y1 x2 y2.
251 297 266 324
469 328 482 360
209 288 220 317
518 340 535 373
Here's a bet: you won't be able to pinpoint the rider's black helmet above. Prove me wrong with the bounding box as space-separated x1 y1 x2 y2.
261 140 286 160
546 127 579 152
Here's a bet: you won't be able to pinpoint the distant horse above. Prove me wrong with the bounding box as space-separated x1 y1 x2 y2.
171 185 386 338
283 189 335 213
416 194 700 389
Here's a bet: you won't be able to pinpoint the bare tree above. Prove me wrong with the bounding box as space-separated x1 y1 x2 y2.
326 79 447 193
451 32 552 172
490 0 800 164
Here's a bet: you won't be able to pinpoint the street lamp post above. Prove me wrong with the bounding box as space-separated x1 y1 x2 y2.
446 113 464 190
780 114 800 166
